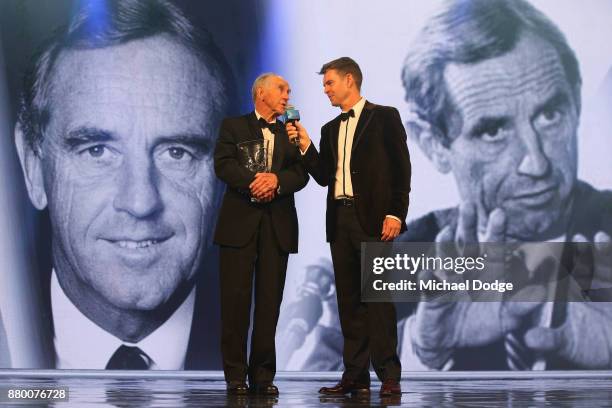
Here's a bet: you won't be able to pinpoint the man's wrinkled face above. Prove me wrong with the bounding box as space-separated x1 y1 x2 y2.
323 69 351 108
37 35 221 311
441 32 579 240
260 76 290 117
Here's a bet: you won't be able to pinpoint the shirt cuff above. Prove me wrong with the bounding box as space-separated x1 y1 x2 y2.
300 141 312 155
385 215 402 223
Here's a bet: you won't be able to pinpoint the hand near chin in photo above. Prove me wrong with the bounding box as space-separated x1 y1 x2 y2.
523 231 612 368
522 301 612 368
412 202 542 368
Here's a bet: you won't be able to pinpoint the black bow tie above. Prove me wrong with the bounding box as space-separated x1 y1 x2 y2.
339 109 355 122
106 345 151 370
259 117 278 133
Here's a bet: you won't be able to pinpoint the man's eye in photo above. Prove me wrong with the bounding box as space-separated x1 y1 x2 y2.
168 147 187 160
86 145 106 157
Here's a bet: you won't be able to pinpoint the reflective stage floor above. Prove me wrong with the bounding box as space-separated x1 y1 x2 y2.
1 370 612 407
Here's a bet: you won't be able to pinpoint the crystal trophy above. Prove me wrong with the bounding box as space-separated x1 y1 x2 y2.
237 139 269 202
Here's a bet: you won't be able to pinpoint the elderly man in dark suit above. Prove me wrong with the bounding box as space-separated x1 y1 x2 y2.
287 57 411 396
214 73 309 395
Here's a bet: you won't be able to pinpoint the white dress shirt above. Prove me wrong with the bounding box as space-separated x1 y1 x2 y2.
255 110 275 171
51 271 195 370
334 97 366 199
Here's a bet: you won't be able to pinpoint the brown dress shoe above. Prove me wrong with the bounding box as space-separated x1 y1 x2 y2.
380 379 401 396
319 380 370 396
226 380 248 395
249 383 279 396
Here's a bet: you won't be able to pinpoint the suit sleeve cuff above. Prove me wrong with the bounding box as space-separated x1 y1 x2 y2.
385 215 402 223
300 141 312 155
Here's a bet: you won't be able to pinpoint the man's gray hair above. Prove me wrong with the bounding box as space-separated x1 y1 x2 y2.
251 72 280 102
19 0 235 153
402 0 581 147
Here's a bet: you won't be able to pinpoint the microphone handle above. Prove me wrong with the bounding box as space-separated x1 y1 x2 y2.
286 119 300 146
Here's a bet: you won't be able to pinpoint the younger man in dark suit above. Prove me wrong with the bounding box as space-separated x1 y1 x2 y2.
287 57 411 396
214 73 308 395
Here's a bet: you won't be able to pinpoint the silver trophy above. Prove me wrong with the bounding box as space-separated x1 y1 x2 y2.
237 139 269 202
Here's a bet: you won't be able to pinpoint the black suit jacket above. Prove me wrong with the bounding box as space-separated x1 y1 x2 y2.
213 112 309 253
302 101 411 241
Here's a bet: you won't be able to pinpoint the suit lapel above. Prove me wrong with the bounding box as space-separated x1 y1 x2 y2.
246 112 264 141
352 101 375 152
329 116 341 164
271 120 285 172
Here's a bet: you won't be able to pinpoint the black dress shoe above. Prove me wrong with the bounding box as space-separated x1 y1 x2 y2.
226 380 248 395
249 383 279 396
319 380 370 396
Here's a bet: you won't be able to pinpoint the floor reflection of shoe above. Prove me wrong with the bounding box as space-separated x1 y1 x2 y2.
226 394 249 407
319 395 346 403
381 395 402 406
226 380 248 395
249 383 279 396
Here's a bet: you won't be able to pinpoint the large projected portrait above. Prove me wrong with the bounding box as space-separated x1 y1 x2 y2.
0 0 260 370
397 0 612 371
17 0 231 370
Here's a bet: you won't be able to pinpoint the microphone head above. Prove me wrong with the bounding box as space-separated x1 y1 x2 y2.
285 105 300 121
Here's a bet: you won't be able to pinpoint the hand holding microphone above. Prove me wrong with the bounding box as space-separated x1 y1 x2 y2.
284 105 300 145
285 117 311 153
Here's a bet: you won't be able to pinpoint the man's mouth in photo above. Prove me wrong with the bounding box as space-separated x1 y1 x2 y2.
114 239 163 249
98 233 175 267
100 234 173 250
510 184 559 207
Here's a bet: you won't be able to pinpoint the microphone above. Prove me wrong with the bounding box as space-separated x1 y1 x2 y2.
277 262 335 368
284 104 301 146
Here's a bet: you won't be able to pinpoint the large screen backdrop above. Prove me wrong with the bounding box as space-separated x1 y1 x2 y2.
0 0 611 371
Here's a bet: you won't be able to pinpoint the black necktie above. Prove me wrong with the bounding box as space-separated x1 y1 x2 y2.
259 117 277 133
339 109 355 122
106 345 151 370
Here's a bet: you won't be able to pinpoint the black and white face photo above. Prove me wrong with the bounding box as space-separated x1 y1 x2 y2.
25 36 220 315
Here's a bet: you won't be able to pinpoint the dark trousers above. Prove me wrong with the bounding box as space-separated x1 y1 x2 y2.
330 204 401 384
219 211 288 384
